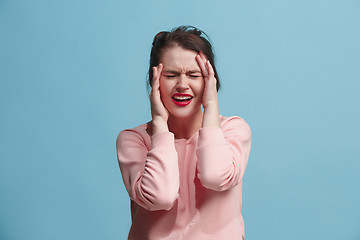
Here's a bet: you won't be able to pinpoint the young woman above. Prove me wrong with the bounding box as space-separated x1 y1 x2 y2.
116 26 252 240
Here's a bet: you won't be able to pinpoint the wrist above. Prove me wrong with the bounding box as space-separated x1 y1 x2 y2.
202 101 220 128
202 99 219 109
152 118 169 135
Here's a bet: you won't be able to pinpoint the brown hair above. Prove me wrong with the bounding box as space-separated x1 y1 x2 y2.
148 25 220 91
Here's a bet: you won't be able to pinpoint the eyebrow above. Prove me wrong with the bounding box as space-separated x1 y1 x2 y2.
163 70 202 74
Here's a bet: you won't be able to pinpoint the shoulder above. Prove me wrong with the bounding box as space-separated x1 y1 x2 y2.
220 115 252 139
116 122 152 149
220 115 251 129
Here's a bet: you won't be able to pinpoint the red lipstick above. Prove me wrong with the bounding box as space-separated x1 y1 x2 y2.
171 93 193 106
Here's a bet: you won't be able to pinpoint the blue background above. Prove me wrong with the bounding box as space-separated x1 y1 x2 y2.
1 0 359 239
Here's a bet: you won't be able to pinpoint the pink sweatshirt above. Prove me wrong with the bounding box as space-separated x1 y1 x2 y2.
116 115 252 240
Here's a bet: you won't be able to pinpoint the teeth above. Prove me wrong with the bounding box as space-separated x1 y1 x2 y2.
173 96 192 100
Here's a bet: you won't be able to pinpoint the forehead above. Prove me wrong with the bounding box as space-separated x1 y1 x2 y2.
161 46 199 70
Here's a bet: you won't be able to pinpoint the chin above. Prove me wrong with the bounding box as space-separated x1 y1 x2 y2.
168 106 202 120
170 112 192 119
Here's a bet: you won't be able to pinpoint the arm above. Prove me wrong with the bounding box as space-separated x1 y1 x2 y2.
195 53 252 191
196 117 252 191
116 64 179 211
116 129 179 211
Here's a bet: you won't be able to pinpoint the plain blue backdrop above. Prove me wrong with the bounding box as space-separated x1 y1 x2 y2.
1 0 359 239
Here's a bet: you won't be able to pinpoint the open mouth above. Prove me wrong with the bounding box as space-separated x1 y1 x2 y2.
172 96 193 102
171 94 193 106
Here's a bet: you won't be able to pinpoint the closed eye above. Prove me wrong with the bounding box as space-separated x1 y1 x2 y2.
189 75 202 78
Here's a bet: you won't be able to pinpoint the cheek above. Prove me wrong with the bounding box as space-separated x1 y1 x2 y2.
195 81 205 96
199 88 204 99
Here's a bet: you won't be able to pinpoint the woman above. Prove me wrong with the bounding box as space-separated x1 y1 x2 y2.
116 26 252 240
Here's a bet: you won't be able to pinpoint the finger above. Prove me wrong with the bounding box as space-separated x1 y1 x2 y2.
196 54 208 77
158 63 163 78
199 51 208 63
152 66 159 89
206 60 215 77
156 63 163 91
154 63 163 83
152 66 157 81
199 52 209 72
150 68 156 101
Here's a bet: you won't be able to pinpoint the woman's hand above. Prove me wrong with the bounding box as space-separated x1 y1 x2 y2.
196 52 218 109
196 52 220 127
150 63 170 134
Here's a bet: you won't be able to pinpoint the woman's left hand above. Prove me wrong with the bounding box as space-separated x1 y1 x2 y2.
196 52 218 108
196 52 220 127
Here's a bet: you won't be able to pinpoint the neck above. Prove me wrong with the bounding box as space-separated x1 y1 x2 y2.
167 109 203 139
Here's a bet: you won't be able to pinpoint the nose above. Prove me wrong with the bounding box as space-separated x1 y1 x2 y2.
175 74 189 92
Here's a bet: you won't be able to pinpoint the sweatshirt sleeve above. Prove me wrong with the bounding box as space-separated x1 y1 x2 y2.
196 117 252 191
116 129 179 211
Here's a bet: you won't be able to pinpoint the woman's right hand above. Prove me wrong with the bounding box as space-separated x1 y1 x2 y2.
150 64 169 134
